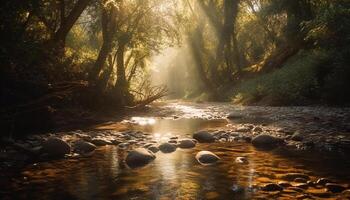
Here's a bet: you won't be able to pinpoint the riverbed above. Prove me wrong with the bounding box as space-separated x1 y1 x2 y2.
1 101 350 199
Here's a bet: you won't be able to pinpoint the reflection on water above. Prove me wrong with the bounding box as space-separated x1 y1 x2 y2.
3 118 350 200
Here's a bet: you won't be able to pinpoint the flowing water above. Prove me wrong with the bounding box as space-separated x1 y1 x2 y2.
2 115 350 199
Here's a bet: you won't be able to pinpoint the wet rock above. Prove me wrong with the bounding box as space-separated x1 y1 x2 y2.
227 112 242 119
280 173 310 181
143 143 154 148
158 143 177 153
193 131 215 143
251 134 283 148
195 151 220 165
296 194 312 199
73 140 96 153
342 189 350 197
261 183 283 191
177 139 196 149
287 186 305 193
125 148 156 168
235 157 248 164
278 181 292 188
42 137 71 157
294 178 308 183
127 140 138 145
253 127 263 133
316 178 333 185
294 183 308 189
75 133 92 142
291 131 303 141
236 127 251 132
168 140 177 144
325 183 346 193
118 143 128 149
147 146 159 153
308 189 331 198
91 138 111 146
111 139 122 145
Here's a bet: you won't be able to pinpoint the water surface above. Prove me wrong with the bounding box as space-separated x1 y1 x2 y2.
3 117 350 199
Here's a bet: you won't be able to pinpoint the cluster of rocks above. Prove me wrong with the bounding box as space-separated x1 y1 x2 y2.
125 131 222 168
0 129 158 164
258 173 350 198
151 102 350 153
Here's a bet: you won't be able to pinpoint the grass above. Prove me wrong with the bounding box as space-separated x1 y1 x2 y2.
231 49 330 105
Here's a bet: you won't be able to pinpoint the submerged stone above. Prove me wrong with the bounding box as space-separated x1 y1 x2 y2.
74 140 96 153
148 145 159 153
193 131 215 143
261 183 283 191
235 157 248 164
326 183 346 193
177 139 196 148
252 134 283 149
280 173 310 181
195 151 220 165
316 178 333 185
158 142 177 153
91 138 111 146
42 137 71 157
125 148 156 168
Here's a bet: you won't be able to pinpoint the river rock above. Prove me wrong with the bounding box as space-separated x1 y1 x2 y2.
294 183 309 189
316 178 333 185
227 112 242 119
158 143 177 153
261 183 283 191
281 173 310 181
195 151 220 165
278 181 292 188
42 137 71 157
73 140 96 153
193 131 215 143
325 183 346 193
235 157 248 164
148 146 159 153
91 138 111 146
178 139 196 148
253 127 263 133
118 143 128 149
252 134 283 148
308 189 331 198
294 178 308 183
125 148 156 168
236 127 251 132
291 131 303 141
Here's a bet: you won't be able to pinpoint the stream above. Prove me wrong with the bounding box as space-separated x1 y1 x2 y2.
1 101 350 199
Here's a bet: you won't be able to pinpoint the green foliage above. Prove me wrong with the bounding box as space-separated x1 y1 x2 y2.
231 50 331 105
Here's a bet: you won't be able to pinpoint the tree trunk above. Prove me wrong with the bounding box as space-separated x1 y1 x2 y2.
89 2 117 84
212 0 240 82
116 43 127 89
53 0 91 47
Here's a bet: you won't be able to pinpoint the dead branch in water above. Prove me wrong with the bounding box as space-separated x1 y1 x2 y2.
128 79 168 109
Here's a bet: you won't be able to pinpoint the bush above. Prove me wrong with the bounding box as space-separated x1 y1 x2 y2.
231 49 330 105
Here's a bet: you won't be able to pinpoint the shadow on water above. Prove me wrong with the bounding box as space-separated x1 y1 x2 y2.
2 117 350 200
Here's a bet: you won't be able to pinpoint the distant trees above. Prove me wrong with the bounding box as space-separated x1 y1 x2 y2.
1 0 349 110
